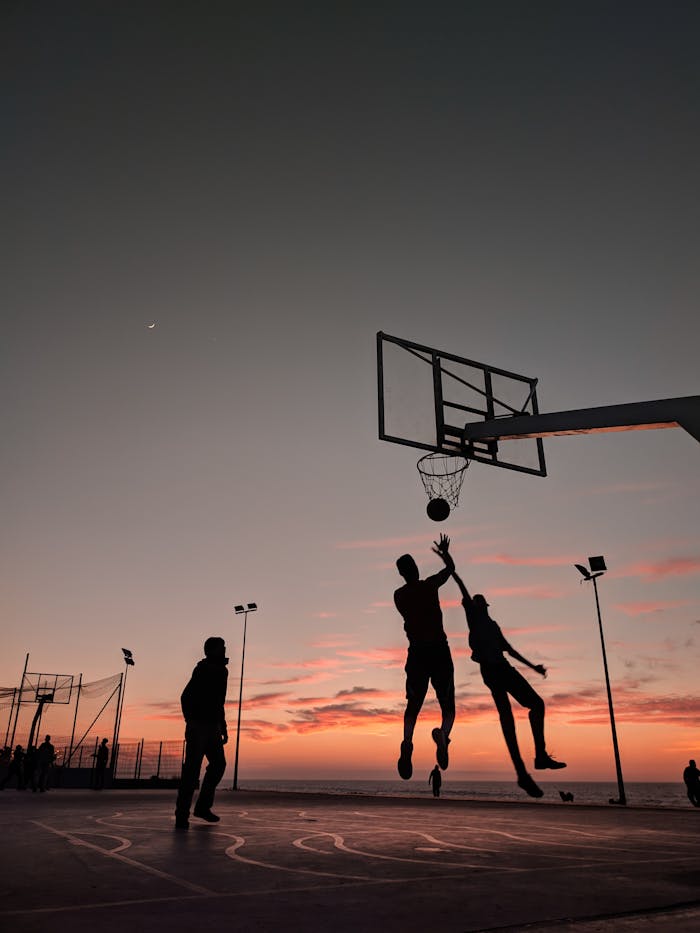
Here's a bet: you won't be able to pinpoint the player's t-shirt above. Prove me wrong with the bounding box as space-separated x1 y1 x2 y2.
463 596 509 665
394 569 450 645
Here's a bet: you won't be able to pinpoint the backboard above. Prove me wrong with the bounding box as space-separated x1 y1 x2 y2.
23 672 74 704
377 332 547 476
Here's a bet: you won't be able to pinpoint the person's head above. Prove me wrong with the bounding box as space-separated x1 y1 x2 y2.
396 554 419 583
101 738 108 746
44 735 50 742
204 636 227 662
691 759 697 767
472 594 490 614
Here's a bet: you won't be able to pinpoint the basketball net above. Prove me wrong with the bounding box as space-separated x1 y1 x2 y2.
416 453 469 507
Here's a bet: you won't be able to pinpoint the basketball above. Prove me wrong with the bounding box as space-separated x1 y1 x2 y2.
426 498 450 522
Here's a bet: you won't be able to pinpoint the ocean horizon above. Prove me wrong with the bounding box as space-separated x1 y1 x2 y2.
236 778 695 810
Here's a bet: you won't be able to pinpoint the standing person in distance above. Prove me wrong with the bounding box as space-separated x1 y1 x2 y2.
393 534 456 779
683 759 700 807
440 543 566 799
429 764 442 798
175 636 229 830
93 738 109 790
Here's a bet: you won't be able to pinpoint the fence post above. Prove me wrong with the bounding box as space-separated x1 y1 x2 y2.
156 741 162 779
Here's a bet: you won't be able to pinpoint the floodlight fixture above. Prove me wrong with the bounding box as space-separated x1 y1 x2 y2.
247 602 257 611
588 555 607 573
234 605 245 613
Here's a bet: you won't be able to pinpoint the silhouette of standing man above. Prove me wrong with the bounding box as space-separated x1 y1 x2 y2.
36 735 56 792
445 549 566 799
93 738 109 790
429 765 442 797
394 534 456 779
683 759 700 807
175 636 229 830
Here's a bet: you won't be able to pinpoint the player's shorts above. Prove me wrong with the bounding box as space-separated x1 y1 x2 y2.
480 661 542 709
405 641 455 714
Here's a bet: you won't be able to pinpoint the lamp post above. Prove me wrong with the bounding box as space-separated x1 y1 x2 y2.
574 556 626 806
111 649 135 771
232 603 257 790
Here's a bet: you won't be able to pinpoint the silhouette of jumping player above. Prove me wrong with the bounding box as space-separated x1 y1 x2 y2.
429 764 442 797
683 759 700 807
443 547 566 799
175 636 229 829
93 738 109 790
394 534 456 779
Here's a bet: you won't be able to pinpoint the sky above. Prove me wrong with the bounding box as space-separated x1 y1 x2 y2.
2 1 699 783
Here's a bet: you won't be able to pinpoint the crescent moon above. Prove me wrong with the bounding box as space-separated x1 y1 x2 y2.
147 323 156 329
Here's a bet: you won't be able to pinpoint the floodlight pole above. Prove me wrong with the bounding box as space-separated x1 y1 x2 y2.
584 570 627 806
112 652 134 771
232 603 257 791
9 653 29 750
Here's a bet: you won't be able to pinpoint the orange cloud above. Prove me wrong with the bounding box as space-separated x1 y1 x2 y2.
614 600 690 616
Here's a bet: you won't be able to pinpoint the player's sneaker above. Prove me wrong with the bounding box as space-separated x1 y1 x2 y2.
534 753 567 770
517 773 544 798
397 741 413 780
193 807 220 822
431 728 450 770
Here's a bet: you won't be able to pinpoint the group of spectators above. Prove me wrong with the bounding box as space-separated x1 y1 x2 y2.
0 735 56 791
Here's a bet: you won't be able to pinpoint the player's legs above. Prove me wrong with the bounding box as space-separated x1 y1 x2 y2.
502 666 546 758
504 665 565 769
195 729 226 814
399 648 430 779
403 648 430 743
430 644 456 739
175 722 207 822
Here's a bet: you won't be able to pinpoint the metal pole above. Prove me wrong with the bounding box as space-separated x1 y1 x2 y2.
156 741 162 779
110 671 123 769
591 575 627 806
9 653 29 750
67 674 83 767
232 610 248 790
4 688 17 747
112 663 129 768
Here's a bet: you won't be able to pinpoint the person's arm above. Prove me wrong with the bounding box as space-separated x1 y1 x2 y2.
429 533 455 587
451 571 471 602
503 639 547 677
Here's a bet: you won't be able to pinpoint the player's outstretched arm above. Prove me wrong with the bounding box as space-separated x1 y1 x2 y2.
432 533 455 574
505 641 547 677
452 570 471 602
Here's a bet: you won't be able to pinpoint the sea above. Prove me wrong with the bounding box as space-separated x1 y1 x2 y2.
239 779 693 809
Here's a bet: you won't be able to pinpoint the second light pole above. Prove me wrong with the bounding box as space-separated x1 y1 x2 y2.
232 602 257 790
575 556 626 806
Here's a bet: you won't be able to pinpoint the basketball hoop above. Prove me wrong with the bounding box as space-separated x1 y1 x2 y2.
417 453 469 520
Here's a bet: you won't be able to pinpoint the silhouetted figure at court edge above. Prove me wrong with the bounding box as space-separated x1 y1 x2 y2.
36 735 56 792
175 636 229 830
445 550 566 800
93 738 109 790
0 745 26 790
683 759 700 807
394 534 456 779
429 765 442 798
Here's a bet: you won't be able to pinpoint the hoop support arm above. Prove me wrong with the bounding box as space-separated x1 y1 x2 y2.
462 396 700 444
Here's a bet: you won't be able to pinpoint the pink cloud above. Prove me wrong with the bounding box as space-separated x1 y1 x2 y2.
258 672 337 687
614 600 690 617
616 557 700 580
337 647 406 668
472 553 577 567
486 585 565 599
312 611 337 619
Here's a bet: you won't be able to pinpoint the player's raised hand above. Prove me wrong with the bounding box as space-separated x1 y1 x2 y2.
432 534 450 557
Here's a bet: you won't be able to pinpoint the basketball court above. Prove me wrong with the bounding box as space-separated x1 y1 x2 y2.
1 789 699 932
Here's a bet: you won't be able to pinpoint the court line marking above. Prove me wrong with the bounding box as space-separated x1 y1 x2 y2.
31 821 215 895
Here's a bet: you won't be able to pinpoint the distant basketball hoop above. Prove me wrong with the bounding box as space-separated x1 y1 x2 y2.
417 452 469 522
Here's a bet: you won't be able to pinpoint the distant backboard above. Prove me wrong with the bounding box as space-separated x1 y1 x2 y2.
377 332 547 476
23 672 74 704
